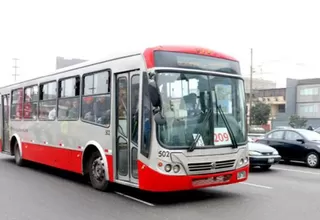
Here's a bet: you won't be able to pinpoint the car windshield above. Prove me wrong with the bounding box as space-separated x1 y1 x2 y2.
155 71 246 149
298 129 320 141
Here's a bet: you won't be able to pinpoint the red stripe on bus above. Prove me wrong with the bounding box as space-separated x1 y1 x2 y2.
0 139 2 152
137 160 249 192
19 142 114 182
106 155 114 182
21 142 83 174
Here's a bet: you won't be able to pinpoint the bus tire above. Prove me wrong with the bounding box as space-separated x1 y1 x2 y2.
88 151 110 191
14 142 24 166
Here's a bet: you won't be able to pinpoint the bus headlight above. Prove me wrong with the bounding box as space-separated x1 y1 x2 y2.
173 165 180 173
164 164 172 172
237 155 249 168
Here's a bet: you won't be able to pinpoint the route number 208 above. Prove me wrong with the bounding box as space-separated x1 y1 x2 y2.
158 151 170 157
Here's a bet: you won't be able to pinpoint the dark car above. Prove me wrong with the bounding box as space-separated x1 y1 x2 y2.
248 137 281 170
256 128 320 168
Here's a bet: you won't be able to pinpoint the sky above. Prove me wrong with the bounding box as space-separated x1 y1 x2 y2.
1 0 320 88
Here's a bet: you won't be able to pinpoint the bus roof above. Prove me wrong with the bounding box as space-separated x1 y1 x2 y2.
0 45 238 89
0 49 142 90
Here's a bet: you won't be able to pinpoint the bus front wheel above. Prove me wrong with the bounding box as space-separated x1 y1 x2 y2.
88 151 110 191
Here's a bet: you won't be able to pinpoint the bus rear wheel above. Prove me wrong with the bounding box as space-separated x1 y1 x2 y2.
88 151 110 191
14 142 24 166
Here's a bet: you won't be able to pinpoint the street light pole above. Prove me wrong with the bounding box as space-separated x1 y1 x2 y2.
249 48 253 125
12 58 19 82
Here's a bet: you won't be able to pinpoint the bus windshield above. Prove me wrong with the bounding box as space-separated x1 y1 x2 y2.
156 71 246 149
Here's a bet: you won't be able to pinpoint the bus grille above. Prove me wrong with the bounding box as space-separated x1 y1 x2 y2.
188 159 235 172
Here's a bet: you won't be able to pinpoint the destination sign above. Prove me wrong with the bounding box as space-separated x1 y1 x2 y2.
154 51 241 74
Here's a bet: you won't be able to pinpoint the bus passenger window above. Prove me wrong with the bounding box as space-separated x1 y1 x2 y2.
11 88 23 120
82 96 94 121
39 81 57 121
57 76 80 120
93 95 111 125
81 70 111 126
24 85 38 120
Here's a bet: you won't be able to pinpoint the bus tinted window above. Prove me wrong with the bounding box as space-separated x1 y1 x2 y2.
24 85 38 120
39 81 57 120
82 70 111 127
60 77 79 98
154 51 241 74
24 85 38 102
41 81 57 100
83 70 110 95
11 88 23 120
58 76 80 120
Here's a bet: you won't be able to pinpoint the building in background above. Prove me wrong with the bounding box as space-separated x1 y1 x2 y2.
272 78 320 129
246 88 286 131
243 77 276 93
246 88 286 116
56 56 87 70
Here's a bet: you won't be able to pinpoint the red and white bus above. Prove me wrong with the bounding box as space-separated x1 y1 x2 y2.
0 45 249 192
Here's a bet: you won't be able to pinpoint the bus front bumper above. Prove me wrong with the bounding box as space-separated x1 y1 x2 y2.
138 161 249 192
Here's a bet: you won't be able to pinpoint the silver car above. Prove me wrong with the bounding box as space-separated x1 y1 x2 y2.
248 137 281 170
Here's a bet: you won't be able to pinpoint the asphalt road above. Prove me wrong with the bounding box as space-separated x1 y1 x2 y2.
0 154 319 220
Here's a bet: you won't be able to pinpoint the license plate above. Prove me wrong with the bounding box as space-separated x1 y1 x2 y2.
268 158 274 163
192 175 231 187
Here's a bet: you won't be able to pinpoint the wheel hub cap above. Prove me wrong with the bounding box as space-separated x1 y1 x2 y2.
92 157 105 182
308 154 317 166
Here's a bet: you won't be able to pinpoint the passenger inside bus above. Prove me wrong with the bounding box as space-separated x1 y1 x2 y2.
48 107 56 120
94 96 111 125
81 95 111 126
82 96 94 121
68 99 79 119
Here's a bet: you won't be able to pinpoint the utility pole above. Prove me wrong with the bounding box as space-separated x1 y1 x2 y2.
249 48 253 125
12 58 19 82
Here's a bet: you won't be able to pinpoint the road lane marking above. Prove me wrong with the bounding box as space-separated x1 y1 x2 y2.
240 182 273 189
114 191 155 206
273 167 320 175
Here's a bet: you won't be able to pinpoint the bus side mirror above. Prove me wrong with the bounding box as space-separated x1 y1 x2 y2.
148 82 161 107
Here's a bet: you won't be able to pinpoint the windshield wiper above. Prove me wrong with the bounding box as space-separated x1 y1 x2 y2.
216 105 238 148
188 108 213 152
212 89 238 148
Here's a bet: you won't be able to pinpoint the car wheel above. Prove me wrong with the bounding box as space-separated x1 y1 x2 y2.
306 152 319 168
260 165 271 170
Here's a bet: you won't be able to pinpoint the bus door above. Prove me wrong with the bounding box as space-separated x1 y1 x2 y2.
115 71 140 184
1 94 10 153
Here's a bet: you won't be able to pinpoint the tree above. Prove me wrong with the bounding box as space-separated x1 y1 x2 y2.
288 114 308 128
251 102 271 125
